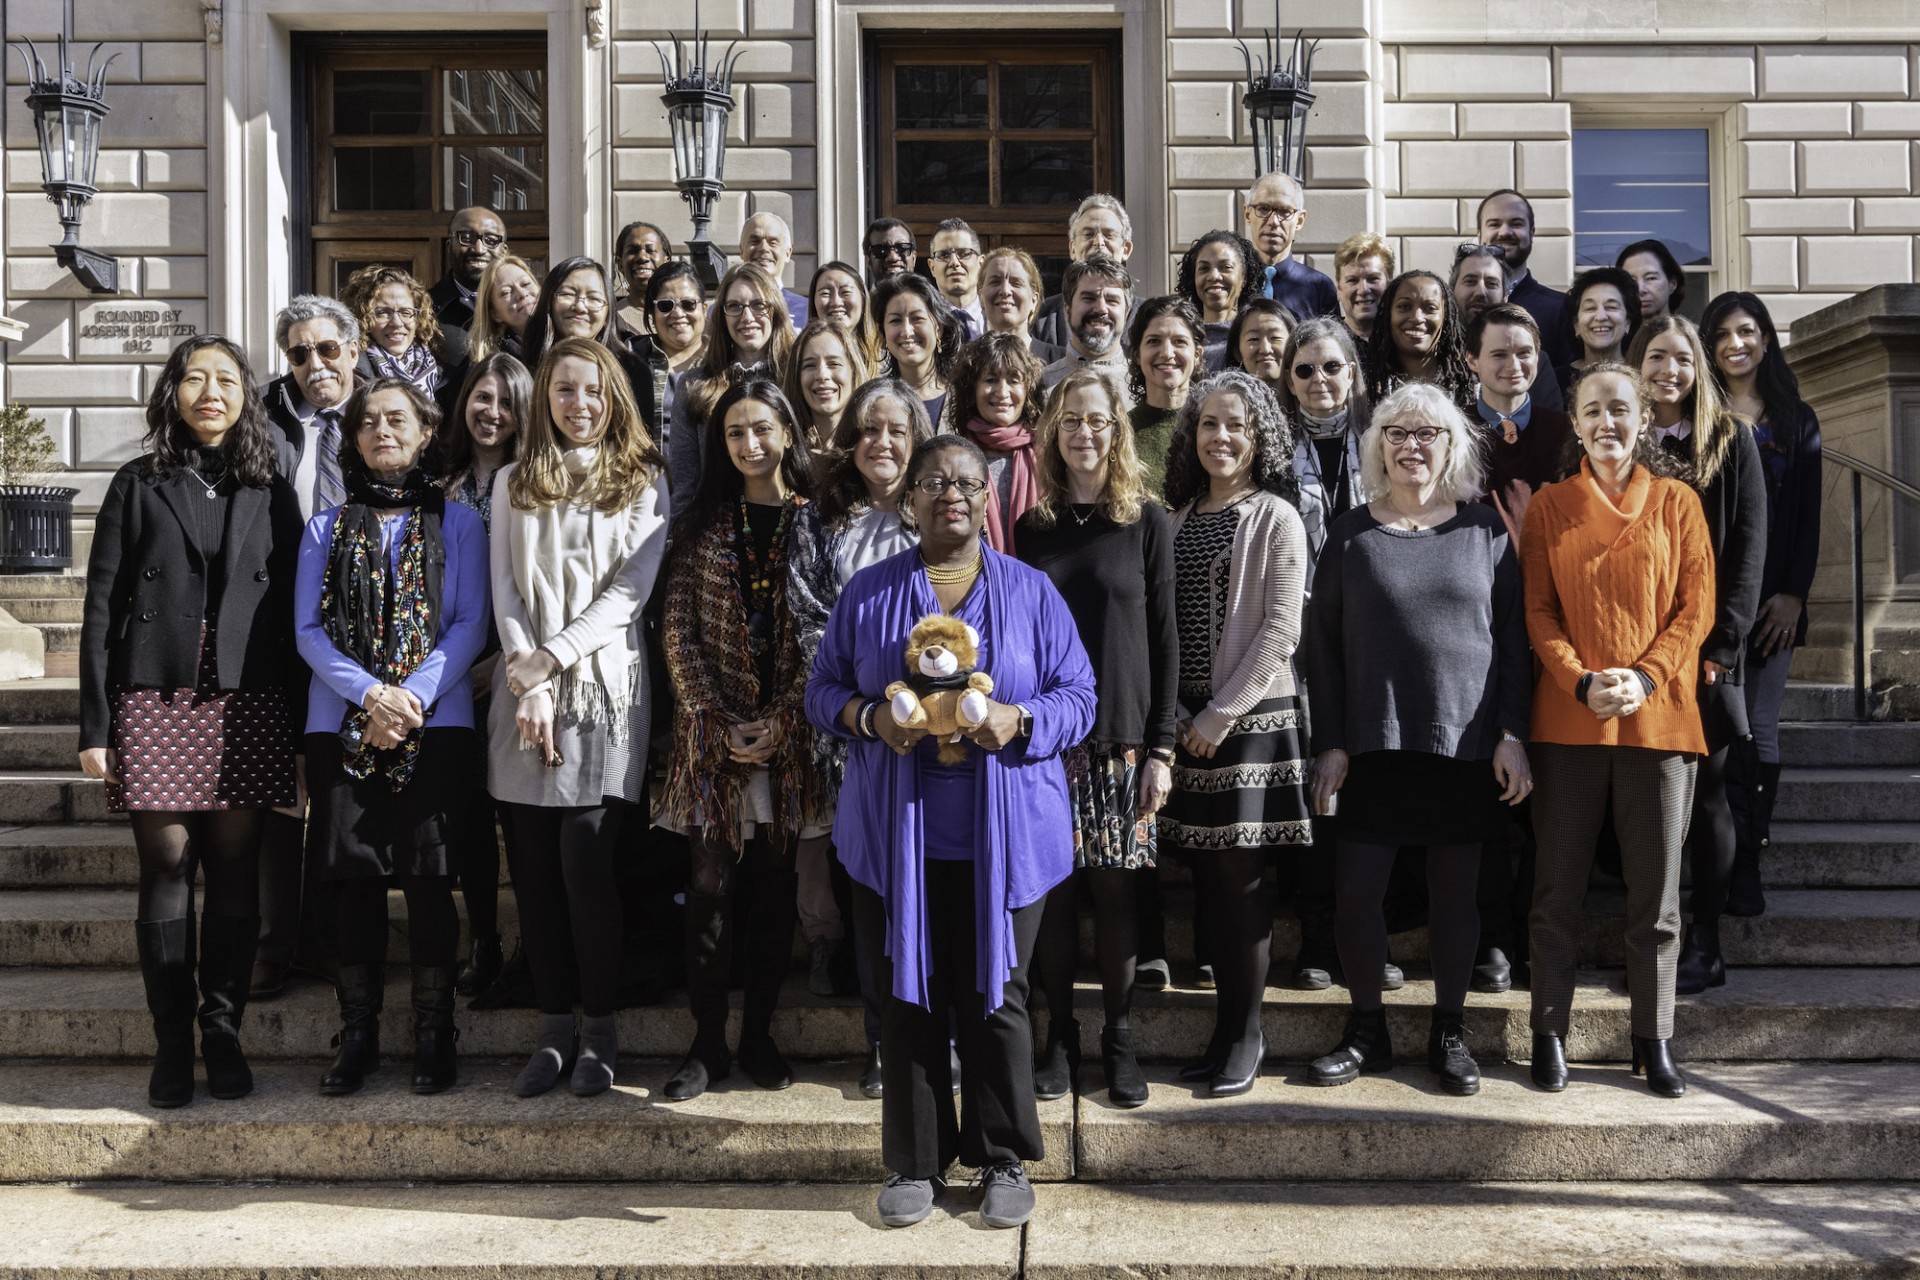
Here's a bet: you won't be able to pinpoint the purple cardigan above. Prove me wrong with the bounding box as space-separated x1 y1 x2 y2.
804 546 1096 1013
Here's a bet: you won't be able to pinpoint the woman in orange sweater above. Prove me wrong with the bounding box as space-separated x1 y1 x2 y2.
1520 361 1714 1099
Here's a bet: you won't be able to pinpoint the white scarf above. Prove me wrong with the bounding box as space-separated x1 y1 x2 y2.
504 447 643 742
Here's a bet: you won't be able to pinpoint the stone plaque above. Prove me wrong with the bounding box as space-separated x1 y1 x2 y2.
75 301 208 361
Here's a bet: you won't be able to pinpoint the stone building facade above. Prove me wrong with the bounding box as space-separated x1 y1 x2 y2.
4 0 1919 515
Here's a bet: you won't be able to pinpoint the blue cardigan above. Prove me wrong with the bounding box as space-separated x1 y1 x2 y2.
804 546 1096 1012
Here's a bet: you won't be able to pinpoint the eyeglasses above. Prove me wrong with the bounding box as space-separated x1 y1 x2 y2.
930 248 980 264
451 230 506 249
1456 242 1508 260
1382 425 1444 446
723 299 773 318
372 306 418 322
286 340 344 366
1293 359 1347 382
1246 203 1300 224
866 241 916 261
554 288 608 310
912 475 987 498
653 297 703 315
1062 414 1114 436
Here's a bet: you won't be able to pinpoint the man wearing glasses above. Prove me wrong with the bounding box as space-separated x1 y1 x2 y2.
863 217 919 288
429 206 508 338
1242 172 1338 321
930 218 986 340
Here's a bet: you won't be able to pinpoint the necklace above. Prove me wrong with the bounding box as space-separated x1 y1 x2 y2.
735 497 792 657
1068 502 1097 527
921 550 983 584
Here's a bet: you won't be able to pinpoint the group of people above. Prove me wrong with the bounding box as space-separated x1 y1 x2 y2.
78 177 1823 1232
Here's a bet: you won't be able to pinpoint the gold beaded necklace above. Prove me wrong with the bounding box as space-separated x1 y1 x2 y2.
921 550 983 585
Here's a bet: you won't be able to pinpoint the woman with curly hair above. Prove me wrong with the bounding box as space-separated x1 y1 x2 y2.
1363 270 1475 410
1176 231 1260 373
949 332 1048 551
344 265 452 404
1557 266 1642 397
1125 296 1206 500
875 272 966 426
1160 369 1312 1098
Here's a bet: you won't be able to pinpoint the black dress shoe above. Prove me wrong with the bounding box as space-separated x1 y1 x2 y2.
739 1035 793 1091
1631 1035 1686 1097
1178 1029 1229 1082
1530 1031 1567 1092
1208 1034 1265 1098
455 934 503 999
1101 1026 1149 1108
1290 963 1333 991
1427 1013 1480 1096
248 959 290 1001
859 1044 884 1099
1470 946 1513 994
1308 1008 1393 1086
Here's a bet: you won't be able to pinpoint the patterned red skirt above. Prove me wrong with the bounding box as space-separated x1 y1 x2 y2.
107 620 297 812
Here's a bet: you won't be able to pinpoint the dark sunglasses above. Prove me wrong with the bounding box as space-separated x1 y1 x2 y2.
1293 359 1347 381
1456 242 1508 260
287 340 343 366
652 297 703 314
866 241 915 260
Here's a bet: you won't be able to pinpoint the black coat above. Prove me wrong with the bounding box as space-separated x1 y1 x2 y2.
1662 425 1768 671
429 273 477 336
262 374 311 486
79 456 307 749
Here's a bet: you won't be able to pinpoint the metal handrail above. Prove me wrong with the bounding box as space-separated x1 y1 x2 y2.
1825 449 1920 720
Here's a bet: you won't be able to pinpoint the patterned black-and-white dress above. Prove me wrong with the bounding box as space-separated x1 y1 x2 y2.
1159 503 1313 853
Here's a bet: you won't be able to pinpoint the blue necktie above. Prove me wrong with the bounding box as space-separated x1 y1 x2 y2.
1263 264 1279 300
314 410 347 512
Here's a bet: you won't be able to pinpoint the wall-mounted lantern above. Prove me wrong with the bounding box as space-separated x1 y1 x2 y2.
654 1 744 291
1237 0 1319 184
13 11 120 295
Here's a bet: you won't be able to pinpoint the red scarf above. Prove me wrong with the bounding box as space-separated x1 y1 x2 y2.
963 416 1038 554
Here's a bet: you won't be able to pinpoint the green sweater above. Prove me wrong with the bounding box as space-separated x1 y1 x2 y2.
1132 402 1179 503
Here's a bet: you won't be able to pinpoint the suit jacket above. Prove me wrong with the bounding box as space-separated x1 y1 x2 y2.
262 374 310 484
430 273 477 336
79 456 307 749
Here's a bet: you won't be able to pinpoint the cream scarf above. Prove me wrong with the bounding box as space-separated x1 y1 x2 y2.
505 447 643 743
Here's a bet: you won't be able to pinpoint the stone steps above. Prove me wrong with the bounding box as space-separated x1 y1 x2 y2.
1780 720 1920 766
0 769 113 823
1782 681 1891 722
0 723 79 769
0 678 83 724
1 597 83 625
0 823 137 887
5 1180 1920 1279
1776 768 1920 822
2 966 1910 1064
3 1058 1917 1185
0 576 85 600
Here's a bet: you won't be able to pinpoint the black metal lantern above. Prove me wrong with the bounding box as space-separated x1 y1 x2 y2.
653 3 743 291
12 18 119 295
1237 0 1319 184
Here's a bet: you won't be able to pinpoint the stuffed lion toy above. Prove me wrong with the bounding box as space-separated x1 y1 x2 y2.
886 613 994 764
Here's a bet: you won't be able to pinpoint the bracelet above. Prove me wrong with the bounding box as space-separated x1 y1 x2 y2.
858 699 880 739
1148 747 1176 764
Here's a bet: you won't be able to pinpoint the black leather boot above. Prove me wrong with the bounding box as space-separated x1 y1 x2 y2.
1100 1025 1148 1107
320 963 385 1096
1531 1031 1568 1092
410 965 459 1094
136 916 198 1109
737 866 797 1091
1309 1007 1392 1086
665 891 733 1101
197 914 259 1101
1675 919 1727 995
455 933 503 999
1632 1035 1686 1097
1427 1009 1480 1096
1032 1016 1080 1101
1727 762 1777 917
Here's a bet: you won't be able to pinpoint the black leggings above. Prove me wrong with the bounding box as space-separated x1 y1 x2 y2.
1034 867 1138 1030
334 874 460 970
130 810 264 923
507 800 628 1017
687 824 797 898
1687 742 1736 923
1192 849 1272 1049
1336 839 1480 1010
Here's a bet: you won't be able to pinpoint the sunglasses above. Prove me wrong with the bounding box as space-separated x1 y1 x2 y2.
287 341 344 366
1456 242 1509 260
866 241 915 260
1293 359 1347 381
653 297 703 315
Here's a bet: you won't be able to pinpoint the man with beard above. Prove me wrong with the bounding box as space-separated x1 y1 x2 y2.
1453 242 1562 412
1477 189 1570 367
1033 194 1138 347
739 211 810 326
429 206 507 350
930 217 986 340
1041 254 1132 393
1244 171 1338 321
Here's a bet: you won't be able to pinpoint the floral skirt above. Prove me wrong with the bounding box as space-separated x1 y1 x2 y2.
1065 741 1156 870
1159 693 1314 853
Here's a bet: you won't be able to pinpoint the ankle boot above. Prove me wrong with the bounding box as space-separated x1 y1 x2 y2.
1675 919 1727 995
572 1014 619 1096
455 932 503 998
196 914 258 1101
665 890 733 1101
1426 1009 1480 1096
320 963 385 1096
409 966 459 1094
1308 1007 1393 1086
1032 1016 1080 1101
515 1013 576 1097
135 917 198 1109
1531 1031 1568 1092
1727 762 1777 917
1100 1025 1148 1108
737 867 797 1092
1632 1035 1686 1097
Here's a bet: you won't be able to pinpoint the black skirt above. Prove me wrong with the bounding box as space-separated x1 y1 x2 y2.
1336 749 1505 846
1160 694 1314 853
307 726 472 880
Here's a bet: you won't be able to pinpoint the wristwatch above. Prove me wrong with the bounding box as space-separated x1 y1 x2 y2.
1017 704 1034 739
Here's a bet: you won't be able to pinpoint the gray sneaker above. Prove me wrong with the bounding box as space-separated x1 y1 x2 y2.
1136 958 1172 991
877 1174 939 1227
978 1161 1034 1228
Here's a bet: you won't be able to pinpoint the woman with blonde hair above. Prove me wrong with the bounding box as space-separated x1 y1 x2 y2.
1015 367 1177 1108
979 246 1064 362
784 319 873 453
1304 382 1532 1096
468 254 542 363
489 336 670 1098
1629 314 1766 994
667 262 795 519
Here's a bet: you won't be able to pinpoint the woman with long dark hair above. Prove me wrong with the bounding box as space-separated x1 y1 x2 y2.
80 335 305 1108
875 272 966 426
666 262 795 519
809 260 884 366
784 319 873 452
1618 239 1687 322
520 256 658 434
1363 270 1474 409
657 378 823 1101
1176 231 1260 372
297 377 490 1097
1125 296 1206 500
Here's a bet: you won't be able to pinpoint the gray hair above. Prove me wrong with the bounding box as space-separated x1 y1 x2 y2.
1068 193 1133 246
833 377 934 451
275 294 360 350
741 210 792 241
1357 382 1485 504
1450 243 1509 290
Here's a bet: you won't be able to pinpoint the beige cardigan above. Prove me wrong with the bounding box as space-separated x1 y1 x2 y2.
1169 488 1308 746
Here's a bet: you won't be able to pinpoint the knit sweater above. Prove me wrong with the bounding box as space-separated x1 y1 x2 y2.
1520 460 1715 753
1168 488 1308 746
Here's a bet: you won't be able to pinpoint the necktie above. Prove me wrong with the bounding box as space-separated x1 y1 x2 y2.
1263 264 1279 300
314 410 347 512
1500 417 1519 445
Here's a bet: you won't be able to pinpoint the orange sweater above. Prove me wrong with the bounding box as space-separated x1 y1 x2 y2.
1520 461 1715 753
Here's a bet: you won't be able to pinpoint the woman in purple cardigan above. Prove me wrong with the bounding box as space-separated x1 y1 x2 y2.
805 434 1095 1233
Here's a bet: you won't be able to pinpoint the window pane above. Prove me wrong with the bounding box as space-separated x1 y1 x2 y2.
333 146 433 211
1000 141 1092 206
446 68 545 135
895 65 988 129
896 140 990 205
444 144 547 211
1000 64 1093 129
1572 128 1711 269
332 69 430 135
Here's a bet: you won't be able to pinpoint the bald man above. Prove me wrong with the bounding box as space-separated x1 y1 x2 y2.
430 205 507 345
740 211 809 327
1242 172 1337 321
